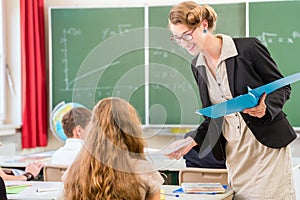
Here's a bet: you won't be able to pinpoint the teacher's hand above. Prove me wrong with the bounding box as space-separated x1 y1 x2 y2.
243 92 267 118
164 137 197 160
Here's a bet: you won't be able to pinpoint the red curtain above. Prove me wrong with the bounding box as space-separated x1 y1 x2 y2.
20 0 47 148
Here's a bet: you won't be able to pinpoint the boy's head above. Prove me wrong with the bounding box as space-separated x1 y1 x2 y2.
61 107 92 140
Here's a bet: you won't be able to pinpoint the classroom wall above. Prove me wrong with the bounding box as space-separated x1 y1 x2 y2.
3 0 21 126
0 0 21 153
2 0 299 152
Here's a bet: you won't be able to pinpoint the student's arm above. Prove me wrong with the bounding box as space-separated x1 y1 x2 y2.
0 167 27 181
0 163 43 181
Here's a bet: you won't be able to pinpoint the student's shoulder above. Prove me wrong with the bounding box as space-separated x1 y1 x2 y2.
131 158 157 173
51 145 66 155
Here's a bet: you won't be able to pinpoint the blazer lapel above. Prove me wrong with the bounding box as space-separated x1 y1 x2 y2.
196 65 210 107
225 57 235 97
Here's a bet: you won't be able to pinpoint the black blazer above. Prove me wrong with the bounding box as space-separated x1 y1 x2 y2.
191 37 297 160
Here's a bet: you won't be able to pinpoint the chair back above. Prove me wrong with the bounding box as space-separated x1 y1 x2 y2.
43 164 68 181
179 167 228 185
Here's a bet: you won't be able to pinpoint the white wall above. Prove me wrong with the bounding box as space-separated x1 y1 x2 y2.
0 0 5 124
4 0 21 126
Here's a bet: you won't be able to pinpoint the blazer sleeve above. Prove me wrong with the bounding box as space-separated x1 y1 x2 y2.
249 38 291 122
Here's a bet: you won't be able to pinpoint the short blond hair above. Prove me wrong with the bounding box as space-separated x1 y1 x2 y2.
62 107 91 138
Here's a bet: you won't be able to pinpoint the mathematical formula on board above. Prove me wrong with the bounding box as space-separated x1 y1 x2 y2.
57 25 194 100
256 31 300 48
59 25 131 93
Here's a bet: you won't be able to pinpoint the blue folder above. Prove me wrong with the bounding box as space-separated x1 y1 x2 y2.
196 72 300 118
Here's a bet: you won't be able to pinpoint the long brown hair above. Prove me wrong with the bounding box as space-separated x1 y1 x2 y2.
63 97 146 200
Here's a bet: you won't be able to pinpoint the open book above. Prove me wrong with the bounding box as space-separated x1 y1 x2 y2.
182 183 226 194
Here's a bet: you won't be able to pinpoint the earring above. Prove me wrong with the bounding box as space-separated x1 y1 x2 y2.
203 29 207 34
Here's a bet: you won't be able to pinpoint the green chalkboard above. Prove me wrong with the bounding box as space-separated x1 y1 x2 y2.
148 3 246 125
249 1 300 127
50 7 146 122
50 4 246 125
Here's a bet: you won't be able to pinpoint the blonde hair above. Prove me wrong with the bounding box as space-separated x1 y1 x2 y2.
63 97 146 200
169 1 217 31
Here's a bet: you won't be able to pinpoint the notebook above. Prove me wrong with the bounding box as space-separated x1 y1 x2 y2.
181 182 226 194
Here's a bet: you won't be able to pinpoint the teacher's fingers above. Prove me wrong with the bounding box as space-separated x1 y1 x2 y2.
176 153 182 160
260 92 267 101
243 93 267 118
165 151 182 160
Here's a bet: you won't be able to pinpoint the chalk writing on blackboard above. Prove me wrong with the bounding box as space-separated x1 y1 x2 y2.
59 25 129 94
150 82 193 93
102 24 132 40
59 24 135 93
60 27 81 91
256 31 300 47
153 50 168 58
292 31 300 39
151 45 191 59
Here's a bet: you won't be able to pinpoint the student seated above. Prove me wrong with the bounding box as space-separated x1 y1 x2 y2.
63 97 164 200
0 162 43 181
51 107 91 165
183 130 226 169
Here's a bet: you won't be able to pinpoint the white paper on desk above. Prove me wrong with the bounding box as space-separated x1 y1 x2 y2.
160 139 193 155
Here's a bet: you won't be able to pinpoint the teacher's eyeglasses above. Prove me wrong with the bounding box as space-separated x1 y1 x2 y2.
170 28 196 44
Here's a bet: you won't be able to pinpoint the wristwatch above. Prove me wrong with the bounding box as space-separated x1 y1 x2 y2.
22 172 34 181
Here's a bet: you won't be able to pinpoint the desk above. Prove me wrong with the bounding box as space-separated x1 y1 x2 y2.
0 150 185 170
0 151 55 181
146 152 185 185
1 150 184 183
292 157 300 169
5 181 62 200
161 185 234 200
0 151 55 168
5 182 233 200
293 162 300 200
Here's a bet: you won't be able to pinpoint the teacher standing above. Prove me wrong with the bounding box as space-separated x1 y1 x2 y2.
165 1 296 199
